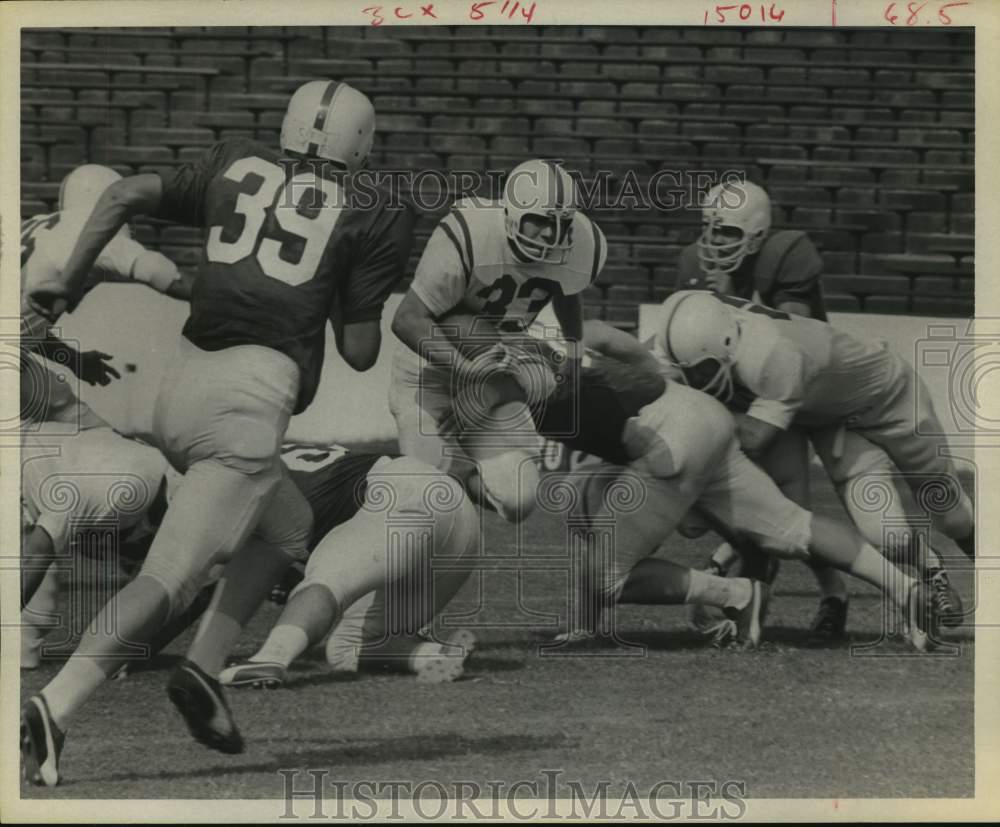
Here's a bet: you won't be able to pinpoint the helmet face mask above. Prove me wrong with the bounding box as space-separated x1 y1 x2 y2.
507 210 574 264
679 355 735 403
503 160 576 265
696 181 772 278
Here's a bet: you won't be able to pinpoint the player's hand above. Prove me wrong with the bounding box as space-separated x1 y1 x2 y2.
77 351 121 386
26 282 78 323
705 272 734 295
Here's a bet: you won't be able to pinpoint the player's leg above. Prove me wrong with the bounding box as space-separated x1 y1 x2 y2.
223 457 478 686
854 358 975 555
389 349 470 473
697 441 935 649
182 469 313 678
811 426 965 627
576 385 766 643
21 562 61 670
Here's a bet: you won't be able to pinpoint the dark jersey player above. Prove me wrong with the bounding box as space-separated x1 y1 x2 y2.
22 80 415 786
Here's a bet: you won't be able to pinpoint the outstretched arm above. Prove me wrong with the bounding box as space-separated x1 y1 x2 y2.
28 174 164 320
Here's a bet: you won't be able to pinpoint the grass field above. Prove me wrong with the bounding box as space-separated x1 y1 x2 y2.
19 467 975 802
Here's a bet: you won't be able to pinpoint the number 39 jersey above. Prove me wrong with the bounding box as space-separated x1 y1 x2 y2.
156 138 416 413
410 198 606 331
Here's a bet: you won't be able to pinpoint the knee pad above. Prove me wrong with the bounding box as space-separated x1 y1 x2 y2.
478 449 539 523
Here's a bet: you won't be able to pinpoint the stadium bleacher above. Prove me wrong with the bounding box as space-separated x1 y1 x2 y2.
20 25 975 322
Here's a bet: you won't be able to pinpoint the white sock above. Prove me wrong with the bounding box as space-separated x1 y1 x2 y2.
251 625 309 669
685 569 751 610
41 658 108 730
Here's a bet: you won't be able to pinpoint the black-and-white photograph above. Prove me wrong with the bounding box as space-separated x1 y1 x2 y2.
6 1 995 819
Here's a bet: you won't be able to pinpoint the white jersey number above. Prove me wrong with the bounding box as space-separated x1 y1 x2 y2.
206 156 344 286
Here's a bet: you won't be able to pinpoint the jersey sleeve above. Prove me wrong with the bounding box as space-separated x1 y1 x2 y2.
409 211 472 317
155 140 234 226
92 233 146 281
340 203 416 324
765 234 824 310
743 341 812 431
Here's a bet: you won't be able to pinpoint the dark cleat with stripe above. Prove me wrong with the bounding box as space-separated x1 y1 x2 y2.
21 695 65 787
167 658 245 754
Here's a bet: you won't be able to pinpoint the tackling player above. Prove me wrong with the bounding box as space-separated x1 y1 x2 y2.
390 160 605 522
219 445 480 688
22 80 415 786
674 179 850 642
657 291 975 618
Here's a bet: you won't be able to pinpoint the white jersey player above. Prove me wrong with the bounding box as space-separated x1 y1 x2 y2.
20 421 170 666
656 291 976 572
21 164 190 343
390 159 606 522
219 447 480 688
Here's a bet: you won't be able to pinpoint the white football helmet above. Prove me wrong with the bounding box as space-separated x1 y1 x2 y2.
697 180 772 276
58 164 123 215
658 291 740 402
502 159 576 264
280 80 375 171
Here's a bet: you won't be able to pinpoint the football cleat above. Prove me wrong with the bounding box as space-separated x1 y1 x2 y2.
21 695 65 787
686 559 728 636
725 580 768 648
219 660 288 690
927 568 963 628
903 581 937 653
167 659 245 754
414 630 478 684
806 596 849 646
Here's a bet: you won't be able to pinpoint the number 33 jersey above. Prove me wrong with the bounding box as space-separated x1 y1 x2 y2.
410 198 606 331
156 138 416 413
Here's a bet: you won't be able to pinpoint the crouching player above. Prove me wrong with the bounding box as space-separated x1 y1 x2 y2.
657 291 974 628
219 445 480 688
516 321 938 650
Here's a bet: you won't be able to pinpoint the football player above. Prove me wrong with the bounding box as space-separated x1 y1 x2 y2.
20 423 169 663
219 444 480 688
20 163 192 605
22 80 415 785
657 291 975 620
442 317 936 652
389 159 605 522
674 179 850 642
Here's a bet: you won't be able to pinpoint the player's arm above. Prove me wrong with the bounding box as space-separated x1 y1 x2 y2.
338 202 417 371
740 346 810 459
770 234 824 320
130 250 194 301
28 174 165 321
737 415 784 461
391 216 478 374
583 319 664 375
